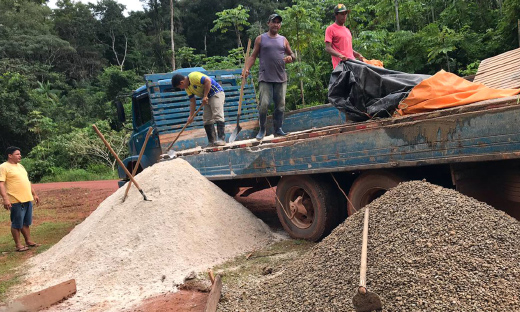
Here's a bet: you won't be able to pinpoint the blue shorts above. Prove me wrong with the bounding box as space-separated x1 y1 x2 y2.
10 202 33 229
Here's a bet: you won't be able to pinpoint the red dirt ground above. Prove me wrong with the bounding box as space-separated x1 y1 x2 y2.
29 181 278 311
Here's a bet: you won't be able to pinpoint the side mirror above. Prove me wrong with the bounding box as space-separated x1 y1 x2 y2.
115 99 126 123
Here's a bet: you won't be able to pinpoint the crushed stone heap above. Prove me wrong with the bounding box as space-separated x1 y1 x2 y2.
219 180 520 312
13 159 274 311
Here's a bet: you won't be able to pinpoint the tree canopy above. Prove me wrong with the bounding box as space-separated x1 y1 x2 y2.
0 0 518 181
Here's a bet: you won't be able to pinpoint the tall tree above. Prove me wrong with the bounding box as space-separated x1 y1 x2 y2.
91 0 129 71
170 0 176 70
211 5 250 49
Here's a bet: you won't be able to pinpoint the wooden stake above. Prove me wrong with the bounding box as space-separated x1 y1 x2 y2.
208 269 215 284
204 275 222 312
7 279 76 312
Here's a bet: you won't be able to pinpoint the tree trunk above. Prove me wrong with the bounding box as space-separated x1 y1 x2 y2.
394 0 400 31
111 30 127 71
204 34 207 56
235 24 242 49
170 0 175 71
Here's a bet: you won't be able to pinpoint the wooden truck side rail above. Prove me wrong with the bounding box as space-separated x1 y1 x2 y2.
177 96 520 179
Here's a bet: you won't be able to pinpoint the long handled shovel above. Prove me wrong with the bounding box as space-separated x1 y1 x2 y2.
122 126 153 202
352 206 382 312
164 104 204 158
92 124 151 201
229 39 252 143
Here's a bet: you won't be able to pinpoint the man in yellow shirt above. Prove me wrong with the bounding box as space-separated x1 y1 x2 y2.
172 72 226 147
0 147 40 252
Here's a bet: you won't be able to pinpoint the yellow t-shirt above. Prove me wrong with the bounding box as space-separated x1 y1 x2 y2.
185 72 224 98
0 162 33 203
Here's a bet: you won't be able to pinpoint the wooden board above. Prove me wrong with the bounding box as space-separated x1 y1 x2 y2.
204 275 222 312
6 279 76 312
474 47 520 89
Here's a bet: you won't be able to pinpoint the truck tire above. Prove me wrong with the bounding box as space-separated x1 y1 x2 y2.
347 171 404 216
276 175 339 241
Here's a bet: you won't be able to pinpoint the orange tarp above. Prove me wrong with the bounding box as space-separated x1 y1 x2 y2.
395 70 520 116
364 59 384 68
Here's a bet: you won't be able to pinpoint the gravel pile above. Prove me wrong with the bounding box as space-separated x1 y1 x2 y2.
219 180 520 312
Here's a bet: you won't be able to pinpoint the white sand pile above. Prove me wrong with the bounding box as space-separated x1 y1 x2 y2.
13 159 275 311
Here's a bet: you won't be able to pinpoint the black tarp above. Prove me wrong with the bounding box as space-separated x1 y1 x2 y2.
327 60 431 121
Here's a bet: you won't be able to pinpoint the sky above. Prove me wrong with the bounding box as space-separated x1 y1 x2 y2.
47 0 146 15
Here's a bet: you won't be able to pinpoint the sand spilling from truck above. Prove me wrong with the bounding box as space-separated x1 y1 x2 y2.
10 158 275 311
219 180 520 312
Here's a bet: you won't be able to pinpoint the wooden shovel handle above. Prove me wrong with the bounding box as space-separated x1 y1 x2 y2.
123 126 154 201
92 124 143 191
359 206 370 289
237 39 252 122
165 103 204 152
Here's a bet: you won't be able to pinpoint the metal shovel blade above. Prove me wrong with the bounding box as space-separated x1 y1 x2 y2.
167 149 177 159
353 288 382 312
229 124 242 143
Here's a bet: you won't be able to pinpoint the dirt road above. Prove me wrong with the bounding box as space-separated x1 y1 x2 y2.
33 180 120 191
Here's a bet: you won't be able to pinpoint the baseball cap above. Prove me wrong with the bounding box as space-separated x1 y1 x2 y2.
268 13 282 22
334 4 350 14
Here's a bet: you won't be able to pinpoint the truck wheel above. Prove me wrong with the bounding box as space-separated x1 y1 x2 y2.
276 175 339 241
347 171 404 216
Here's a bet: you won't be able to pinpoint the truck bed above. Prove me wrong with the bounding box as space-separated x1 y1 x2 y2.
169 96 520 180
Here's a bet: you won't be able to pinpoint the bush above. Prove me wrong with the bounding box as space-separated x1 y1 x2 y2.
39 166 118 183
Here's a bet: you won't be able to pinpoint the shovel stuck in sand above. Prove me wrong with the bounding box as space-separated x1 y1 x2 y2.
92 124 151 201
352 205 382 312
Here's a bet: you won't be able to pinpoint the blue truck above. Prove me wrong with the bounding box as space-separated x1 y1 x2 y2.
117 67 520 241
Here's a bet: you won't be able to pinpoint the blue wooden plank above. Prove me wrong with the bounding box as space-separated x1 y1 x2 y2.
147 85 255 100
149 93 256 107
153 109 258 125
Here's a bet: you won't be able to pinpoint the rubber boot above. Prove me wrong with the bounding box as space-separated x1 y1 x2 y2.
204 124 216 147
273 110 287 137
255 112 267 140
215 121 226 146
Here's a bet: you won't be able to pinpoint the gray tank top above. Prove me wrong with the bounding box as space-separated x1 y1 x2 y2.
258 33 287 83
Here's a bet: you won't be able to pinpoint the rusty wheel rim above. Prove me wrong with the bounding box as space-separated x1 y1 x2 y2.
283 187 314 229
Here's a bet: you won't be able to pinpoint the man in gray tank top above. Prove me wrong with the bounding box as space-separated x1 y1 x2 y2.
244 13 296 140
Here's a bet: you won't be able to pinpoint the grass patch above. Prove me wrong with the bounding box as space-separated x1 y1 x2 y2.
212 239 315 287
40 168 118 183
0 221 73 301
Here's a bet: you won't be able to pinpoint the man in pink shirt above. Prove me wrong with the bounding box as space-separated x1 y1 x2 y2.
325 4 365 69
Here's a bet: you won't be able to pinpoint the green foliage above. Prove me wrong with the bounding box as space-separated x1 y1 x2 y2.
26 110 58 143
39 167 118 183
203 47 247 70
25 120 129 182
176 47 205 68
459 60 481 77
211 5 251 48
0 72 43 150
0 0 515 182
